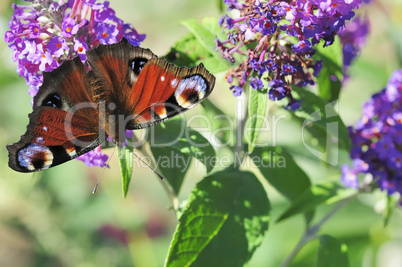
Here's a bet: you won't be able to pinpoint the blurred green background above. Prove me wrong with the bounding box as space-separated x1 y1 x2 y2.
1 1 402 267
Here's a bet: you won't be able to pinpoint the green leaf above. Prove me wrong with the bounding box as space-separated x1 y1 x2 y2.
246 88 268 153
277 181 356 222
117 146 134 198
150 146 191 195
181 18 231 65
317 235 350 267
196 56 232 74
217 0 224 13
166 17 235 73
250 146 311 202
164 169 240 267
197 17 228 41
149 118 216 173
165 169 270 267
192 171 270 267
250 147 314 224
314 38 343 101
164 32 230 73
164 32 211 67
291 86 351 159
384 194 397 227
181 19 219 57
201 98 234 146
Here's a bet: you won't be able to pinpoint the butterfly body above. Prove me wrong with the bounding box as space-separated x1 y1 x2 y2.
7 38 215 172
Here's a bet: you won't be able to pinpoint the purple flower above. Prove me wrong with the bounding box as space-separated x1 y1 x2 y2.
285 100 301 111
29 24 40 37
388 151 402 170
268 80 287 100
96 23 119 44
74 39 88 61
5 31 15 43
297 11 317 27
225 14 235 29
76 146 109 168
36 44 57 72
250 19 277 35
292 39 312 53
389 124 402 144
27 73 42 97
94 1 116 21
281 64 297 76
230 85 243 96
250 77 264 90
217 0 365 108
280 24 298 36
250 59 269 75
342 69 402 195
280 2 297 21
302 25 320 38
339 16 369 72
61 17 79 37
312 60 323 77
265 59 279 72
386 69 402 102
22 40 37 60
341 165 359 189
47 36 69 58
374 135 396 160
239 23 254 41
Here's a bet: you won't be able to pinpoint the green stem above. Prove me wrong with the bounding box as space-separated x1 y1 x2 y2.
280 192 359 267
133 134 180 214
234 87 249 168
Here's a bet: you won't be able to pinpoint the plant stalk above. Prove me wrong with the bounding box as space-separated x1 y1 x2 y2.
280 192 359 267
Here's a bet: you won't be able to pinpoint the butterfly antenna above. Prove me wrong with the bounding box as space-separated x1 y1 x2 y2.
133 152 164 180
92 148 116 194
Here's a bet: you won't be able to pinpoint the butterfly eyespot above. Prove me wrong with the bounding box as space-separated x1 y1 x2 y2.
174 75 207 108
41 93 62 109
18 143 53 171
182 89 200 104
188 90 200 103
129 58 148 75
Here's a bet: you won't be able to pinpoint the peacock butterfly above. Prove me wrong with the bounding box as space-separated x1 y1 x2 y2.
7 38 215 172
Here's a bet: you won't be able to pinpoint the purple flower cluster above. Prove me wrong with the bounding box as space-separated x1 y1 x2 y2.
217 0 363 109
341 70 402 195
6 0 145 168
76 145 109 167
6 0 145 98
338 16 370 73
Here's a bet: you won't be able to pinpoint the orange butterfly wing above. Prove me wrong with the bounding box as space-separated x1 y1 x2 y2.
7 58 101 172
8 38 215 172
